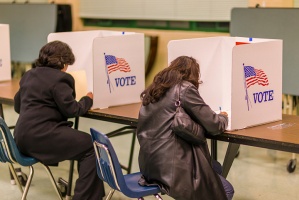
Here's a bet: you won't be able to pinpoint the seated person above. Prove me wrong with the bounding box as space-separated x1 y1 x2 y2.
13 40 105 200
137 56 234 200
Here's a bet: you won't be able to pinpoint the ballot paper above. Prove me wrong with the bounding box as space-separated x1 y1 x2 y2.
68 70 88 101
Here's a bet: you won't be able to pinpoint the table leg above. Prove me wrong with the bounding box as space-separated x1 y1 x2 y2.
211 139 217 161
65 117 80 199
106 126 136 174
0 103 4 118
222 143 240 178
65 160 74 200
127 131 136 174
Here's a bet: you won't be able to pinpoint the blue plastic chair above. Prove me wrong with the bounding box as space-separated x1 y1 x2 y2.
90 128 163 200
0 117 63 200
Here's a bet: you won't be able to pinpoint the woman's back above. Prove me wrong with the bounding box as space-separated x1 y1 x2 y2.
137 81 228 200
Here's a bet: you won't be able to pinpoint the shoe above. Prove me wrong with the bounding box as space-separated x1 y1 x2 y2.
10 179 16 185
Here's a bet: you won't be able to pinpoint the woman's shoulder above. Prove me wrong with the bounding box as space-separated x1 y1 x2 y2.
181 81 197 91
41 67 74 81
170 81 198 96
35 67 75 83
180 81 201 101
58 71 74 82
181 80 193 87
55 72 75 87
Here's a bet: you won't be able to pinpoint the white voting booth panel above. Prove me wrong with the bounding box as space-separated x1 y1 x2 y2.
168 36 282 131
48 30 144 109
92 34 145 109
0 24 11 81
48 30 135 92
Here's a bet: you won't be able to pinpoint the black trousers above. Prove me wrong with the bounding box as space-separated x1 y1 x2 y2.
212 160 234 200
70 147 105 200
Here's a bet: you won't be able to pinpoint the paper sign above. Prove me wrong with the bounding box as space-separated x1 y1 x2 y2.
67 70 88 101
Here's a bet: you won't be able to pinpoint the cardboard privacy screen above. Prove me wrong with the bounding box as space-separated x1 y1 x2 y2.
48 30 144 109
92 34 145 109
168 36 282 131
48 30 135 92
0 24 11 81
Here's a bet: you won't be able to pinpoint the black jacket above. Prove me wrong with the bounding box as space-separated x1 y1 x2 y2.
137 81 228 200
14 67 93 164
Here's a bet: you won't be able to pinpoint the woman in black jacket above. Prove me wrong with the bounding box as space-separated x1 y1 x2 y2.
137 56 234 200
14 41 105 200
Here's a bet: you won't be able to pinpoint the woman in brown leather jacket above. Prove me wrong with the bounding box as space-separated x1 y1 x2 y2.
137 56 234 200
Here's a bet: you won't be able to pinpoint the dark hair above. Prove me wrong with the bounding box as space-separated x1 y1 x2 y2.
34 40 75 70
141 56 202 106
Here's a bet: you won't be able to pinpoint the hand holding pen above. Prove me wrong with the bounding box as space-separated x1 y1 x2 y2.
219 106 228 117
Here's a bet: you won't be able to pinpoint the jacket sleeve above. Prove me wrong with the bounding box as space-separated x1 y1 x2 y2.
182 84 228 136
52 74 93 118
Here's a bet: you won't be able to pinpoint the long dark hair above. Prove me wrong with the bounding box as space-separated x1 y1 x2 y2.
34 40 75 70
141 56 202 106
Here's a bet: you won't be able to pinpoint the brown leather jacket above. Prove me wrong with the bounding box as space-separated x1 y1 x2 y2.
137 81 228 200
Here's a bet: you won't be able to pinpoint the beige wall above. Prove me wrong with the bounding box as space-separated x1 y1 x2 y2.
52 0 295 31
49 0 82 31
248 0 293 7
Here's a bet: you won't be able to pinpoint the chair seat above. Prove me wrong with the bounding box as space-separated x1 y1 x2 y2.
0 116 63 200
90 128 163 200
122 172 161 198
15 153 38 166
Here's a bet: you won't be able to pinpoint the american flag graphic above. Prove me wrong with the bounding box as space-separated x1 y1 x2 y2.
105 55 131 74
244 66 269 88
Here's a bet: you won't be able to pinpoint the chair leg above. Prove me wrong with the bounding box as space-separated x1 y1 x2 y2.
21 166 35 200
127 131 136 174
42 164 63 200
154 194 163 200
105 189 115 200
66 160 75 200
8 163 23 194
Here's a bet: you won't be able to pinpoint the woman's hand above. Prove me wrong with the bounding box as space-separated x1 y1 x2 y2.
86 92 93 99
220 111 228 117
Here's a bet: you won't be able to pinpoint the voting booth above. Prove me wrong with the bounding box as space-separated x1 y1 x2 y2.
48 30 145 109
0 24 11 81
168 36 282 130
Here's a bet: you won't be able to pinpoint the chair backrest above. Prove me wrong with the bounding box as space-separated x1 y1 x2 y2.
0 117 36 166
0 117 16 163
90 128 127 192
